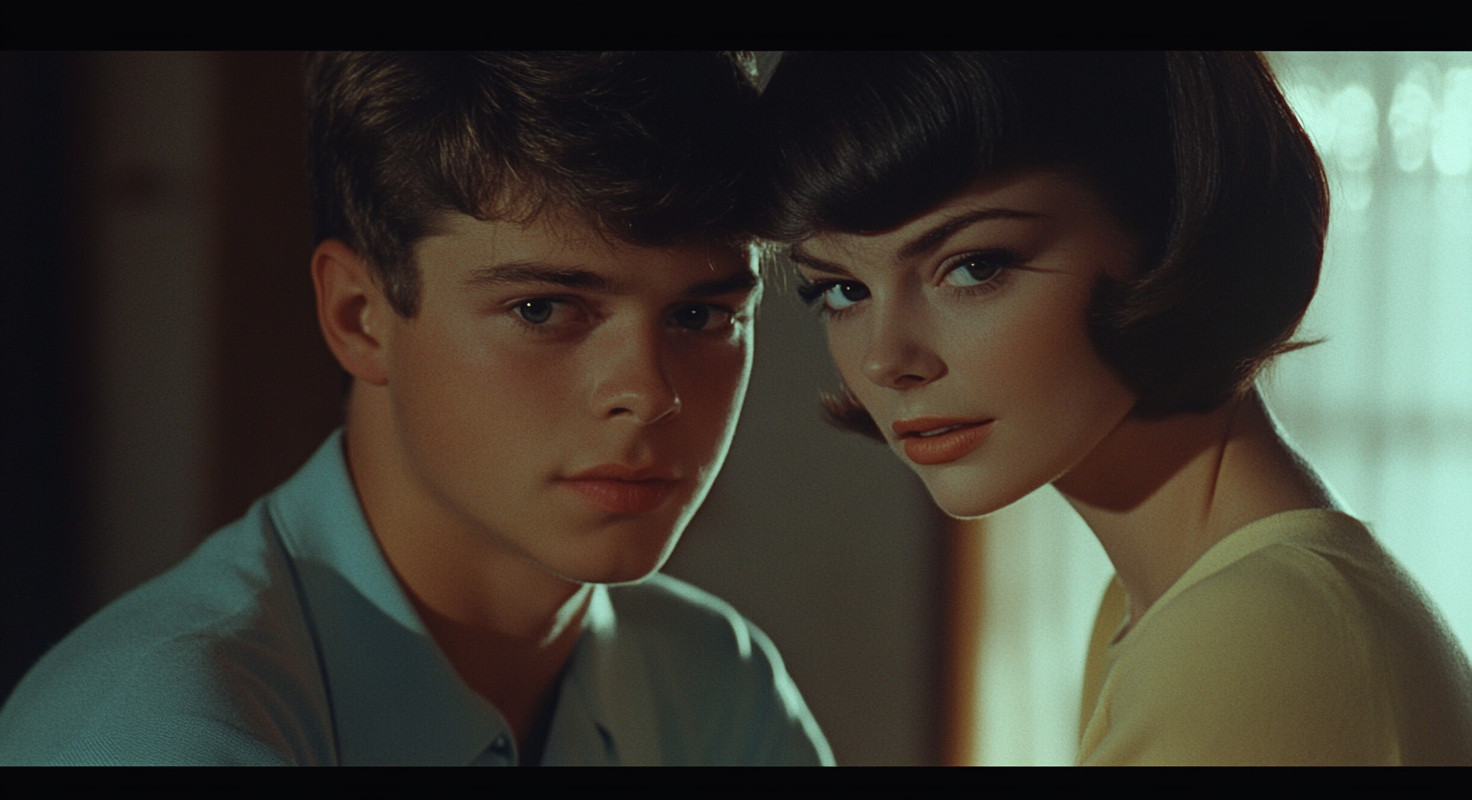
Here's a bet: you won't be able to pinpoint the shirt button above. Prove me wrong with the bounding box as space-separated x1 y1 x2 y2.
492 734 510 752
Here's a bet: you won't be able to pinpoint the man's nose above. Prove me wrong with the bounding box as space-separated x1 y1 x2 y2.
589 329 681 424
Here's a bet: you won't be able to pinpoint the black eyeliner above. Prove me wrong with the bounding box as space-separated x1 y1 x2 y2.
796 279 827 306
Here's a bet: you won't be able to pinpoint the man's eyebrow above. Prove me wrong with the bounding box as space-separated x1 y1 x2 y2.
463 263 613 291
462 261 756 297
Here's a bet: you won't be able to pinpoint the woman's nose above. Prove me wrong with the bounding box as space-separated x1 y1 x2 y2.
859 310 946 391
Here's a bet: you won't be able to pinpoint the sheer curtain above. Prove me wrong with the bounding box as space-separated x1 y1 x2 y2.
965 51 1472 765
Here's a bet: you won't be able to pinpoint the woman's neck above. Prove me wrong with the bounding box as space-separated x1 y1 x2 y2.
1054 390 1338 626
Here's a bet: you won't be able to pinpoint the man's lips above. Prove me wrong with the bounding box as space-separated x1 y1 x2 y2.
891 417 995 466
560 464 679 515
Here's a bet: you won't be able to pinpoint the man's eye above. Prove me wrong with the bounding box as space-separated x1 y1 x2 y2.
672 304 733 331
514 299 558 324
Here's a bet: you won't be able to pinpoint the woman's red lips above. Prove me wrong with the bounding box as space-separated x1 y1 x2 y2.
893 418 994 466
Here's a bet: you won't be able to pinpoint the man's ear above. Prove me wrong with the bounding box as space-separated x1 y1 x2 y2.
312 239 393 387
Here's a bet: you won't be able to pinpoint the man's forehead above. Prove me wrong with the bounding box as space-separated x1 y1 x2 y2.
419 211 756 291
430 209 748 255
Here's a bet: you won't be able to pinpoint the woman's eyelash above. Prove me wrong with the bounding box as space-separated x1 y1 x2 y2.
940 249 1024 292
796 279 826 306
794 250 1022 315
797 279 869 315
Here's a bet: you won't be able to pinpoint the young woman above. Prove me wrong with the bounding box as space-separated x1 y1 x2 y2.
753 52 1472 765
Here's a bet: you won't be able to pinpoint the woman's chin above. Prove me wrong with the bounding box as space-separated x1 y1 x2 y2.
913 462 1060 520
923 483 1019 521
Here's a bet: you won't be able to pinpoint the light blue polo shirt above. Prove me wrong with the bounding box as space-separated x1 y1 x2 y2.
0 432 833 766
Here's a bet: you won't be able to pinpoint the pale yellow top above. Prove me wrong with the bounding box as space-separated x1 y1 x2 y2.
1079 509 1472 765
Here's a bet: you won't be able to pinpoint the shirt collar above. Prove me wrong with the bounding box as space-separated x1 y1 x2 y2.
265 431 631 765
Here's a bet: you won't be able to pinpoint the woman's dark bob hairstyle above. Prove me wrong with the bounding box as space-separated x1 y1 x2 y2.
751 52 1328 439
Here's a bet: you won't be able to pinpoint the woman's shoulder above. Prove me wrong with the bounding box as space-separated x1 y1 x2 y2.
1143 509 1426 651
1138 512 1389 697
1164 509 1374 628
1084 509 1472 765
1086 528 1393 763
1161 510 1464 672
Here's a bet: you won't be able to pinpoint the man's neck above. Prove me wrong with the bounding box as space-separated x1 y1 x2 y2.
341 387 593 754
408 582 591 758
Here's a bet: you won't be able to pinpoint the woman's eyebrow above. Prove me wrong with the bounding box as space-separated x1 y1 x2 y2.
789 208 1040 274
685 269 759 298
463 262 612 290
898 208 1039 260
787 247 852 277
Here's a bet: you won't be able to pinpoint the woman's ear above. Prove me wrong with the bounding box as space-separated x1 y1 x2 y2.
312 239 392 387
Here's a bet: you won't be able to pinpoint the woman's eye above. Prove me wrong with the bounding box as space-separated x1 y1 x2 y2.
824 282 869 311
941 252 1017 288
799 280 869 312
672 304 734 332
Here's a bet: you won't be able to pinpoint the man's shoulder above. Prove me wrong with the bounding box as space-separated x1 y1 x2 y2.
595 573 834 765
610 572 759 639
605 573 785 676
0 506 334 765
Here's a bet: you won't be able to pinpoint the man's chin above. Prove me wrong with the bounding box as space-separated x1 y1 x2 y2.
545 536 680 587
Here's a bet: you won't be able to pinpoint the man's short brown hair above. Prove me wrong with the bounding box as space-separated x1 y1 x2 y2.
307 51 759 317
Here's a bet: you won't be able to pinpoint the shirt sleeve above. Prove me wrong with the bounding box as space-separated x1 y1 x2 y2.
35 716 295 766
2 675 305 766
0 625 334 766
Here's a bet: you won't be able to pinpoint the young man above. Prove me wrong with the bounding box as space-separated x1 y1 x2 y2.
0 52 832 766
